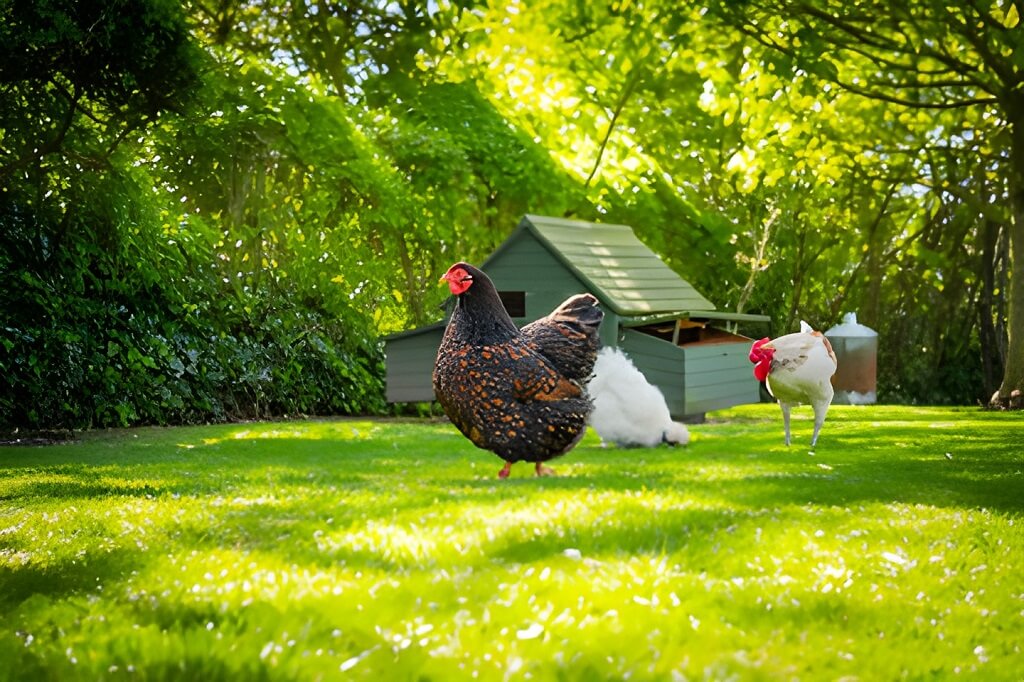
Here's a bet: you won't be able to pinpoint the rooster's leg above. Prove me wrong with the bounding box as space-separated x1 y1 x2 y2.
534 462 556 477
780 402 793 446
810 401 829 448
498 462 513 479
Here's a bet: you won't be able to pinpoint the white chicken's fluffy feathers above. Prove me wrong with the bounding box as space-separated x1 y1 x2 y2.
587 347 689 447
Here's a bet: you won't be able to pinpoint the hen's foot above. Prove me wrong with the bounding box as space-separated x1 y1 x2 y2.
534 463 556 477
498 462 512 479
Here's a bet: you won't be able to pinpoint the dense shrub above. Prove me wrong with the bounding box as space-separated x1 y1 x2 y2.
0 167 384 429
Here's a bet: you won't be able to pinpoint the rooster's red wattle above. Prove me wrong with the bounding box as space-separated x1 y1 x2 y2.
749 321 838 448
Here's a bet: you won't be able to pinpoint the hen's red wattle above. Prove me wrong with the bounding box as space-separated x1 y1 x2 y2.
432 262 603 478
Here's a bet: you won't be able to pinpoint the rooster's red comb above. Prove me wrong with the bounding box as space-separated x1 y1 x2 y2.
748 337 771 363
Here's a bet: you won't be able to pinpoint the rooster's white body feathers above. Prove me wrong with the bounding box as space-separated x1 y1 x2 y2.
752 321 838 448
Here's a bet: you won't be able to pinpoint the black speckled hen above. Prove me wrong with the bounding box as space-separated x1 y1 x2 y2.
432 262 603 478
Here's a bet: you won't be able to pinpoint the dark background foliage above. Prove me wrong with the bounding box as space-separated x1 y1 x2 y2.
1 0 1017 428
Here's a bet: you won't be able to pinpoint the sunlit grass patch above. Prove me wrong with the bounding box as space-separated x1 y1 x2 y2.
196 420 385 447
1 406 1022 680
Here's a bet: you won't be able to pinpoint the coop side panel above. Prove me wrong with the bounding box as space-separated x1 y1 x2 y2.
682 342 761 414
385 328 445 403
618 328 686 418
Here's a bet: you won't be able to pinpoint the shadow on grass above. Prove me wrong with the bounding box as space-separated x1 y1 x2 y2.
3 419 1021 514
0 547 142 611
454 447 1024 514
1 417 1020 568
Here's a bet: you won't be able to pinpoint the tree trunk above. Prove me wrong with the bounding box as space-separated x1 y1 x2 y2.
994 96 1024 408
978 218 1006 400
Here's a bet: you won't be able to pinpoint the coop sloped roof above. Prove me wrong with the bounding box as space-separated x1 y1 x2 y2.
492 215 716 316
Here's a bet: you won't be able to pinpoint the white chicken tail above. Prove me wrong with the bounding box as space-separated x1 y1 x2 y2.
663 421 690 446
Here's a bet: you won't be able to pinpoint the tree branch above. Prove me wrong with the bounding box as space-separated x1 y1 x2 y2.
891 5 990 80
833 78 998 109
961 0 1017 86
966 0 1016 34
830 214 887 321
796 3 903 53
581 57 646 191
827 34 970 79
735 204 779 315
796 2 999 96
0 83 80 181
49 77 107 126
733 10 993 108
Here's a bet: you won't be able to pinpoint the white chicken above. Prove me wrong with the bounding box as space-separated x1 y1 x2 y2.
748 321 838 448
587 347 690 447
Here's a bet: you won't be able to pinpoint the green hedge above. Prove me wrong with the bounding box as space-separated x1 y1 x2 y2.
0 169 385 429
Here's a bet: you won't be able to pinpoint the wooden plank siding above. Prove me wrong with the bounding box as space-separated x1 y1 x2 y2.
484 230 618 345
484 233 591 322
619 329 759 418
681 342 760 415
619 328 687 417
385 326 444 403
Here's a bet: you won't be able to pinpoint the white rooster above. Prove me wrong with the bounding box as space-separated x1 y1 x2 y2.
748 321 838 448
587 347 690 447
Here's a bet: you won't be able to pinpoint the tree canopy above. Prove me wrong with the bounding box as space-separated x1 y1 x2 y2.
1 0 1020 428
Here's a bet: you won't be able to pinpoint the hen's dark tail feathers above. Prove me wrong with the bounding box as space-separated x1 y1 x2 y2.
520 294 603 385
546 293 603 333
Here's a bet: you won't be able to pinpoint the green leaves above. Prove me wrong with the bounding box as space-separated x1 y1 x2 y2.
3 0 1018 426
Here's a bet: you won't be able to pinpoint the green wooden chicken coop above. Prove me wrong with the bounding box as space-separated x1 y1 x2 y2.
385 214 769 419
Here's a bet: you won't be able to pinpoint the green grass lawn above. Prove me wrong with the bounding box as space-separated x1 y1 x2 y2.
1 404 1022 680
